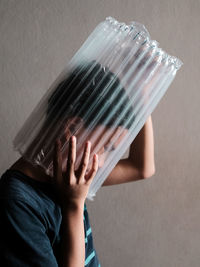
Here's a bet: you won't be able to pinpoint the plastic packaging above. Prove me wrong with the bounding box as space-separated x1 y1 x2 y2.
13 17 183 200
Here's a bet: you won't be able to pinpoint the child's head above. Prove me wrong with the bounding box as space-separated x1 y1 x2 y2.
44 60 135 169
25 60 135 171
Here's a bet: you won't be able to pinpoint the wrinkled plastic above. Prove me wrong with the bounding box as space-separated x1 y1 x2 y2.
13 17 183 200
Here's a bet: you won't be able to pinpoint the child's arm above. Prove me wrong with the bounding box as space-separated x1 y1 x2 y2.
103 115 155 186
58 202 85 267
54 137 98 267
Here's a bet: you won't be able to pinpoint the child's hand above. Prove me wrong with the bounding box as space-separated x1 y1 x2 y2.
53 136 98 208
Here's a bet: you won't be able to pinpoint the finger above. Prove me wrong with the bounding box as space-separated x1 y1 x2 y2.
105 127 128 151
53 139 62 184
112 128 128 148
104 127 120 151
77 141 91 183
65 136 76 184
85 154 98 185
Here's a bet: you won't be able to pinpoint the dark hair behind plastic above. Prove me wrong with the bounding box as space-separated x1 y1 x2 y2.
46 60 135 129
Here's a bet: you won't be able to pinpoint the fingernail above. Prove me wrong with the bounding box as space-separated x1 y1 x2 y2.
87 140 91 145
71 136 76 141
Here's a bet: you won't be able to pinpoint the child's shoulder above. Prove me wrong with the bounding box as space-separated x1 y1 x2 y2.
0 169 56 207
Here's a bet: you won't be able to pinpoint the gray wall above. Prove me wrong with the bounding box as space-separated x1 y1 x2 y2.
0 0 199 266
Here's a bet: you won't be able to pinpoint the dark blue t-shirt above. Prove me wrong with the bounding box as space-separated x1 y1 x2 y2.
0 169 101 266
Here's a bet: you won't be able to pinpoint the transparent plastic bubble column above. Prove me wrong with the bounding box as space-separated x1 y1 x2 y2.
13 17 183 200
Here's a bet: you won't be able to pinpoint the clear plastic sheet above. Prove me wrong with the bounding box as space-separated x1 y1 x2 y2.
13 17 183 200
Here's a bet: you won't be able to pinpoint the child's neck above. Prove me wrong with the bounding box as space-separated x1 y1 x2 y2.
9 157 53 184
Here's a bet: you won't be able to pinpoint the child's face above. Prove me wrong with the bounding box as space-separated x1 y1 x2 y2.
60 117 128 172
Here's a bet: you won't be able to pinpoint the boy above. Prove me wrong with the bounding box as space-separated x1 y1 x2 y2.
0 61 155 266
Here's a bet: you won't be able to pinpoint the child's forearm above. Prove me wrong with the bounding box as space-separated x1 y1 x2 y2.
128 115 155 177
58 201 85 267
